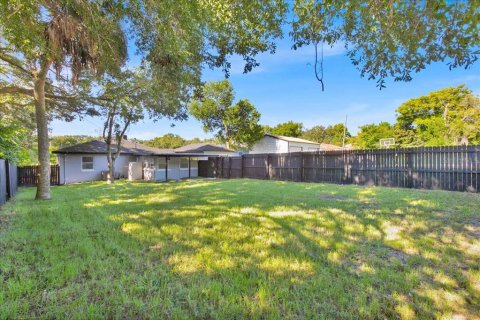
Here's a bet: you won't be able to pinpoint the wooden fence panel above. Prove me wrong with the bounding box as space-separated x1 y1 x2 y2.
198 146 480 193
0 160 6 206
18 165 60 186
243 155 269 179
7 161 17 199
0 159 17 207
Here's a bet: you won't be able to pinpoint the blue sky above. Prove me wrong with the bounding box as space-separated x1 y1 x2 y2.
50 37 480 140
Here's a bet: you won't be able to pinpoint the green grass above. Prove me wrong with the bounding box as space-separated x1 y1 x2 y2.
0 179 479 319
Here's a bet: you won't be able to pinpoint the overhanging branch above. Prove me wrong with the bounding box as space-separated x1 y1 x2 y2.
0 53 33 77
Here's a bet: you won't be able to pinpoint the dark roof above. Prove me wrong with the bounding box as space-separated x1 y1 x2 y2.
174 143 233 153
264 133 321 145
53 140 204 156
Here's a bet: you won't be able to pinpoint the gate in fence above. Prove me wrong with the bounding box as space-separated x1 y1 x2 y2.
198 145 480 193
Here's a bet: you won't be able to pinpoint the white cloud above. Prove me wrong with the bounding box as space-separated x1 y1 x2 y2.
227 41 346 75
451 74 480 83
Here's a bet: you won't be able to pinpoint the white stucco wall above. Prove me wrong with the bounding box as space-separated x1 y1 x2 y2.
58 154 200 184
58 154 132 184
250 136 322 154
250 136 289 154
288 141 322 152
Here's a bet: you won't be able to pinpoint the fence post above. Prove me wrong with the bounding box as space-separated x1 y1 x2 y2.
5 160 11 200
228 157 232 179
266 154 271 180
407 150 413 188
300 153 304 182
240 155 244 178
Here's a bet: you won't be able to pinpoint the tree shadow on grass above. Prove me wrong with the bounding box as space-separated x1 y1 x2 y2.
3 179 479 318
76 179 480 319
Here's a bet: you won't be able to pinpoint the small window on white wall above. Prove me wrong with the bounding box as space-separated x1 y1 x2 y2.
156 157 166 169
180 157 189 169
81 156 94 171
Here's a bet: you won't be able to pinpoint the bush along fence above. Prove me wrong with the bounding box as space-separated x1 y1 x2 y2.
0 159 18 206
198 145 480 193
17 165 60 186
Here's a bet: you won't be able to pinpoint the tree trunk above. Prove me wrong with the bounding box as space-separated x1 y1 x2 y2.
34 70 51 200
106 143 115 184
104 112 115 184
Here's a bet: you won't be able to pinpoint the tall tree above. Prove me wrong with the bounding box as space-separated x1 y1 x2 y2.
265 121 304 137
352 122 395 149
145 134 186 149
395 85 480 146
1 0 287 198
98 69 188 184
302 123 351 145
189 80 264 149
291 1 480 88
301 125 327 142
0 1 126 199
0 121 30 164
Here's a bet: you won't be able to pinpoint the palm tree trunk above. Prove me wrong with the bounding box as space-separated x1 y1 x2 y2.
33 62 52 200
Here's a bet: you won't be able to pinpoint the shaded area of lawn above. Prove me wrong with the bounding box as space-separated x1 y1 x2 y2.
1 179 479 319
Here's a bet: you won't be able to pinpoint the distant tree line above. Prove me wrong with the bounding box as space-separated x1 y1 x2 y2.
351 85 480 148
4 84 479 166
263 85 480 149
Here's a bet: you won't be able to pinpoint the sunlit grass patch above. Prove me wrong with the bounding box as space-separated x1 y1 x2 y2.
0 179 479 319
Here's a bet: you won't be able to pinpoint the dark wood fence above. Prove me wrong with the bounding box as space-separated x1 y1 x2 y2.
198 145 480 192
18 165 60 186
0 159 18 206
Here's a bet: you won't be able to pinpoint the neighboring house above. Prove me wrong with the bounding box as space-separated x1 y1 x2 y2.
250 134 324 153
319 143 353 151
174 143 235 156
53 139 230 184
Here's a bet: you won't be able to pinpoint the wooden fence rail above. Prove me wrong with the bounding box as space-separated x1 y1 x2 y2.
198 145 480 193
17 165 60 186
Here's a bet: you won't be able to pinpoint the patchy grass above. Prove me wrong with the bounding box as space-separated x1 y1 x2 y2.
0 179 479 319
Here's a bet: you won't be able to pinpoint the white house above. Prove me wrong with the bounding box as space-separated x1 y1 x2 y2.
249 134 324 153
53 140 232 184
174 143 235 156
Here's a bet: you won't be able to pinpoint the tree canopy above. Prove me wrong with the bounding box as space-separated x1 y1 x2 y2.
0 0 286 198
264 121 304 137
301 124 351 145
395 85 480 146
349 86 480 148
144 134 186 150
189 80 264 149
351 122 395 149
292 0 480 88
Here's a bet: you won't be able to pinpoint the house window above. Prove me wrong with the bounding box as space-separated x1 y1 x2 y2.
143 157 154 169
156 157 167 170
180 157 189 170
81 156 94 171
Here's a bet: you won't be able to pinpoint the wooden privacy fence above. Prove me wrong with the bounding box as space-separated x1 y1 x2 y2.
199 145 480 192
0 159 18 206
17 165 60 186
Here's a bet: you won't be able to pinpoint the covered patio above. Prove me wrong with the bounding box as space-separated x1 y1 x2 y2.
128 153 207 181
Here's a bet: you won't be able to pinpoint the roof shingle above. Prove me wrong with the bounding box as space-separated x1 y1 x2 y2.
174 143 233 153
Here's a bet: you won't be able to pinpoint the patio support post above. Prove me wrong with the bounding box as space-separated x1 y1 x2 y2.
165 156 168 181
188 156 191 178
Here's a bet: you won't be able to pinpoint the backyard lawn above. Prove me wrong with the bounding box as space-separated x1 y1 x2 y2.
0 179 479 319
